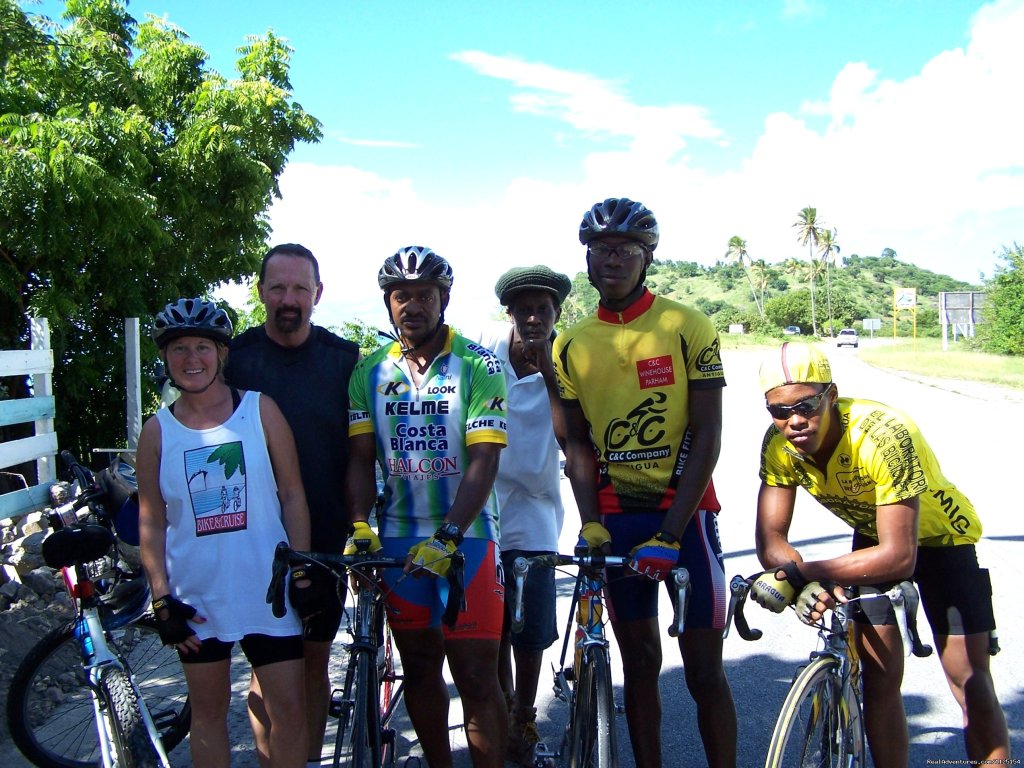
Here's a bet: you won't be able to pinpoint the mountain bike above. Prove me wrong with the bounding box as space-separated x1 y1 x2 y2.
511 553 691 768
723 573 932 768
267 541 466 768
6 452 190 768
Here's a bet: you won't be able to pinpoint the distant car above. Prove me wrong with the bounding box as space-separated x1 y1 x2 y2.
836 328 859 348
782 325 801 335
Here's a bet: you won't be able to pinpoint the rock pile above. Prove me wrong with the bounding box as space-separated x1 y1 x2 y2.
0 510 76 730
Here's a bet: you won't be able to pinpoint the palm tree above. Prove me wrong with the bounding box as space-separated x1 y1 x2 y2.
750 259 772 317
817 227 841 336
793 207 823 335
724 235 764 318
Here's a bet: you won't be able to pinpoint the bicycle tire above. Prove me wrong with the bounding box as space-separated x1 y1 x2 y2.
334 651 380 768
567 647 617 768
6 618 190 768
101 668 162 768
764 656 865 768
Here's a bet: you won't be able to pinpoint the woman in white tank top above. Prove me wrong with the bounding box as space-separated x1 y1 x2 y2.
136 298 312 768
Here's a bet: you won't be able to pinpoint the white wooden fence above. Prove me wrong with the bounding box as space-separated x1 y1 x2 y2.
0 318 56 520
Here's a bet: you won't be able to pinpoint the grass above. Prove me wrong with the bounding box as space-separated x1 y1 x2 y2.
857 338 1024 390
720 333 1024 390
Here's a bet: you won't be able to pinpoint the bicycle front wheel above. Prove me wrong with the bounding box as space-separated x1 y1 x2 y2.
6 618 190 768
765 656 865 768
101 668 162 768
567 647 617 768
334 651 381 768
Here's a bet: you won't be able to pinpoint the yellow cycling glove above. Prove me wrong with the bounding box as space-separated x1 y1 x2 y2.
577 522 611 552
344 521 382 555
408 535 458 577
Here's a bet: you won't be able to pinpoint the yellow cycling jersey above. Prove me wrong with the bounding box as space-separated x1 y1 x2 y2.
553 290 725 514
760 397 981 546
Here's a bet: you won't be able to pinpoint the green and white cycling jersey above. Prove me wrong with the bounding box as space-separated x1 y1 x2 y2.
348 328 508 540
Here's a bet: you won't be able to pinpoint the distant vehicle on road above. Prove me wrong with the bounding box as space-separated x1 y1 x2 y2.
783 325 801 335
836 328 859 348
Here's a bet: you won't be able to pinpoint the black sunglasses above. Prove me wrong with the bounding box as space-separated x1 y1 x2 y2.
765 386 832 420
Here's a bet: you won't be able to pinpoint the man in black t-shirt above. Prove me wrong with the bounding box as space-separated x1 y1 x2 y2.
225 243 359 767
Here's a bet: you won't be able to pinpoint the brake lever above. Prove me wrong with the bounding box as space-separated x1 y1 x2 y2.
442 550 466 628
267 541 291 618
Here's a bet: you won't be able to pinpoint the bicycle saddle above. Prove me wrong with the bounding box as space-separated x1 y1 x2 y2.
42 524 114 569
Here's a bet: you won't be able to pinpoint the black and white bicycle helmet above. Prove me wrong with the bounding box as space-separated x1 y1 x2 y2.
153 298 233 348
579 198 659 250
378 246 454 291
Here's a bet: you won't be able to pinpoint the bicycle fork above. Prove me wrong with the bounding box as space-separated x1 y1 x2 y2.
80 610 172 768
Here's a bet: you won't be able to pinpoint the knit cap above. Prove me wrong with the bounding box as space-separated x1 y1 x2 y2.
494 265 572 306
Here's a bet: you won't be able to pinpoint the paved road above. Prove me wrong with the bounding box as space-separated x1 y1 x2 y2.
4 342 1021 766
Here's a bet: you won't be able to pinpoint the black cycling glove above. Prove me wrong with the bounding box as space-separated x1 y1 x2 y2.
288 561 337 620
152 595 198 645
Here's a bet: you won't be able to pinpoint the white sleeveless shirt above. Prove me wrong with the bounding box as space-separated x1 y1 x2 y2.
156 390 300 640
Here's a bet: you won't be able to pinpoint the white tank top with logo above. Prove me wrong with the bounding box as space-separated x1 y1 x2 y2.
156 391 300 640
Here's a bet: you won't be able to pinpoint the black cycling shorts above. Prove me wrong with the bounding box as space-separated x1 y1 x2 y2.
302 589 346 643
178 633 305 667
850 531 995 636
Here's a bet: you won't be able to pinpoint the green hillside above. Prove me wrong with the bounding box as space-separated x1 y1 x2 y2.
557 252 980 338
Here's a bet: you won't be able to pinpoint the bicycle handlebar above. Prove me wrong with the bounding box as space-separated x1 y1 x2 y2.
510 553 691 639
266 541 467 628
723 572 933 657
723 575 764 642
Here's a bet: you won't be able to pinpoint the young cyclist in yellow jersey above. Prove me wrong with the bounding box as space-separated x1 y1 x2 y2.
752 342 1009 767
555 198 737 768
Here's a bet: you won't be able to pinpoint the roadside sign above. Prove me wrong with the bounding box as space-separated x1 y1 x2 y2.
894 288 917 308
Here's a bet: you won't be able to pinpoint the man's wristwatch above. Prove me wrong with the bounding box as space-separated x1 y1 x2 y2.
435 521 464 545
653 531 678 545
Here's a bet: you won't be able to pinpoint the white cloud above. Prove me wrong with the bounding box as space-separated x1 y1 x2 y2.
451 50 723 162
254 0 1024 334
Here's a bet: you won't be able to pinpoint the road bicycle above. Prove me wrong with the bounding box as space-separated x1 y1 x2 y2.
267 540 465 768
6 452 190 768
723 573 932 768
511 553 691 768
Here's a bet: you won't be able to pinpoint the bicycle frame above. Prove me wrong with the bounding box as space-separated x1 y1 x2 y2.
512 553 691 768
58 539 172 768
724 574 933 768
268 542 465 768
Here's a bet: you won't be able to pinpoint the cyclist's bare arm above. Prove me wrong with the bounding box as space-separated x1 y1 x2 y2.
444 441 502 531
659 386 722 539
524 337 567 450
755 482 802 569
345 432 379 525
136 417 172 599
260 394 311 550
797 499 920 590
562 401 601 527
758 481 921 610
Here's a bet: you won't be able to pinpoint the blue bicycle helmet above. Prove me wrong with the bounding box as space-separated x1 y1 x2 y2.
579 198 659 250
153 298 233 348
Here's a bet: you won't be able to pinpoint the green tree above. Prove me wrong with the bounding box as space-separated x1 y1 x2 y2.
558 273 598 330
0 0 321 459
980 243 1024 355
818 227 841 336
724 235 764 318
338 319 385 357
793 207 824 335
765 289 813 332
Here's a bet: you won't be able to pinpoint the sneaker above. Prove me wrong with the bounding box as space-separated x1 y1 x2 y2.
507 707 539 767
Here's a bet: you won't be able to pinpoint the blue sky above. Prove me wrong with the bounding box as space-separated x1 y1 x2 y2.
31 0 1024 330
